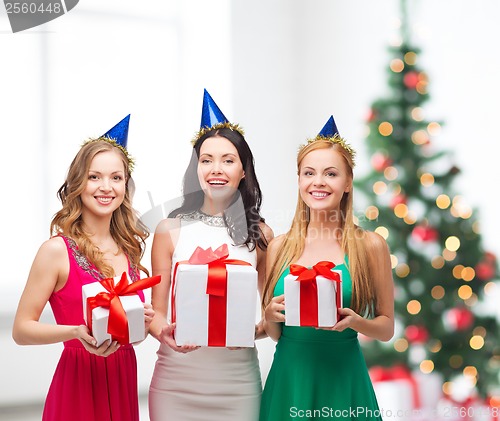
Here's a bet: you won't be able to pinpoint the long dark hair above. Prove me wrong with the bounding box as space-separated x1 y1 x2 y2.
169 128 267 251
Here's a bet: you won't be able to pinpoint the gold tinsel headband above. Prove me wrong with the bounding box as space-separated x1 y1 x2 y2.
299 134 356 166
82 136 135 173
191 122 245 146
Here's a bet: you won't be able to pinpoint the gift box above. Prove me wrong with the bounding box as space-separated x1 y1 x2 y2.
172 244 258 347
284 261 342 327
370 365 422 418
82 272 160 346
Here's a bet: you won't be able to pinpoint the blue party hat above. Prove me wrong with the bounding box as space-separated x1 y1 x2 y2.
201 89 229 129
192 89 244 145
318 115 339 138
102 114 130 149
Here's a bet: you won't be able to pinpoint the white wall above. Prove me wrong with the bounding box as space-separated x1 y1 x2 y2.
1 0 499 411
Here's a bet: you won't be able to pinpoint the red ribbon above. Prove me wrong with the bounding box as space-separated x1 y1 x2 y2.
172 244 251 346
289 261 341 327
369 365 421 409
86 272 161 345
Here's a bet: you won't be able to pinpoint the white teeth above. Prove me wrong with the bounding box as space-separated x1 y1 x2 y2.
208 180 227 185
311 192 328 198
96 197 112 203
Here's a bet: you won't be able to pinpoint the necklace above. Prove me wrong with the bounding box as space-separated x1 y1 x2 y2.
181 209 225 227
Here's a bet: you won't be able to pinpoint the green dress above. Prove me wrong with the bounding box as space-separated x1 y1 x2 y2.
259 263 382 421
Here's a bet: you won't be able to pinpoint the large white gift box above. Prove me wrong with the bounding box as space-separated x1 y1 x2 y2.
82 273 146 347
172 262 258 347
284 262 342 327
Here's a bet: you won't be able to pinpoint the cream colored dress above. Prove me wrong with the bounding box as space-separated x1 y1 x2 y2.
149 212 261 421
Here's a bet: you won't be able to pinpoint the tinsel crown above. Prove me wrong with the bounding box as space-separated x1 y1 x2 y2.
191 89 244 145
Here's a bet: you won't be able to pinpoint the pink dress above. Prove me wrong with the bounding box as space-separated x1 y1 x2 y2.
42 235 143 421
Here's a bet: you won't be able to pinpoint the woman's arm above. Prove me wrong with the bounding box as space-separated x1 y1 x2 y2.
333 231 394 341
255 222 274 340
12 237 101 350
262 235 286 342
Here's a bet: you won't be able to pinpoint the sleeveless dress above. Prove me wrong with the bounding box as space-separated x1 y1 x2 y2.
149 212 262 421
43 235 143 421
259 264 382 421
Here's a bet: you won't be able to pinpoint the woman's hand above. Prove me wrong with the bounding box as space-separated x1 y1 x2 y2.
144 303 155 333
264 294 285 323
77 325 121 357
323 308 362 332
158 323 199 353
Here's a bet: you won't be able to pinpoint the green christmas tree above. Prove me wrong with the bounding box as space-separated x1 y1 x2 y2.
355 4 500 398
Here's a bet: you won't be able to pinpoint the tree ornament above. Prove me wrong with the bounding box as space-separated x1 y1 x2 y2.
405 325 428 344
403 71 420 89
444 307 474 331
412 225 439 242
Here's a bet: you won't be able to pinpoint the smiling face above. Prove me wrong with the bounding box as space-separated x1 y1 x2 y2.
197 135 245 205
298 147 351 214
80 149 127 220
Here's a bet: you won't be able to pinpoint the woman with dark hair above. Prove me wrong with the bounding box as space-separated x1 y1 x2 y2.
12 115 154 421
148 90 273 421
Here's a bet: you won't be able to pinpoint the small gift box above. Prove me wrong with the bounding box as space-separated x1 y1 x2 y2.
172 244 258 347
284 261 342 327
82 272 160 346
370 365 422 416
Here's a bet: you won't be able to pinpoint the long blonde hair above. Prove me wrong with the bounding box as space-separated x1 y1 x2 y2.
262 139 375 316
50 139 149 277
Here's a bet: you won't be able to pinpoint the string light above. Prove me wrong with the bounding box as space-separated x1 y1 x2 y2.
403 212 417 225
420 173 435 187
461 267 475 282
429 340 442 353
404 52 417 65
373 181 388 195
407 300 421 315
379 122 393 136
394 203 409 218
443 249 457 261
431 285 445 300
449 355 463 369
396 263 411 278
411 107 424 121
470 335 485 350
384 166 398 181
431 256 445 269
445 236 461 252
427 122 441 135
390 255 398 268
420 360 434 374
365 205 379 220
458 285 473 300
390 58 405 72
436 194 451 209
374 226 389 239
394 338 409 352
411 130 429 145
453 265 465 279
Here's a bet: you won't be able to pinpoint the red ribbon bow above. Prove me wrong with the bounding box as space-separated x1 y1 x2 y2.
172 244 251 346
289 261 341 327
86 272 161 345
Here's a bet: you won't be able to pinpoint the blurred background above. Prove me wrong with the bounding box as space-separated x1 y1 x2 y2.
1 0 499 419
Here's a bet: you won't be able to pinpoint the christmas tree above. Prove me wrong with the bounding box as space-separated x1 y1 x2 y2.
355 3 500 398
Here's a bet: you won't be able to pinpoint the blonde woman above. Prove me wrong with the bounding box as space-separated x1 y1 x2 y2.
12 116 153 421
260 117 394 421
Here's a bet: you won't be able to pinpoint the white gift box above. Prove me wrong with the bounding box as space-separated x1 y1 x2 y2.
173 263 258 347
284 269 342 327
82 276 145 347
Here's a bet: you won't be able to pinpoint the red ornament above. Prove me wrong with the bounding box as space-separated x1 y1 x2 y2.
405 325 428 344
484 252 497 263
475 262 496 281
366 108 377 123
371 153 393 172
445 307 474 331
412 225 439 242
390 194 407 209
404 71 420 89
